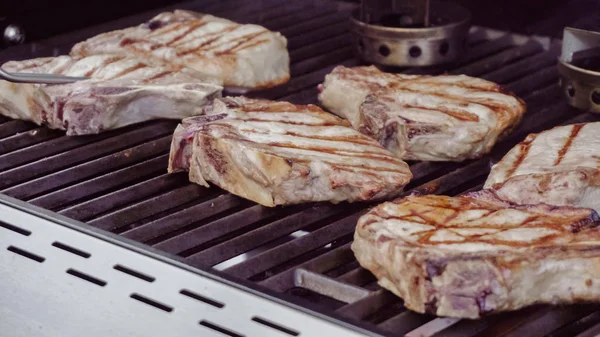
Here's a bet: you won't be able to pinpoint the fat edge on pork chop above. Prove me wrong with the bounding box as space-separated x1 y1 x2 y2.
70 9 290 91
0 54 223 135
168 96 413 207
318 65 527 162
352 190 600 319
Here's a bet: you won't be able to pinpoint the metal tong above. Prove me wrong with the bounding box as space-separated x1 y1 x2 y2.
0 67 89 84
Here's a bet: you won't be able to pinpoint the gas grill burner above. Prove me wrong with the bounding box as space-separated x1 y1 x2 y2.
558 27 600 113
351 0 471 67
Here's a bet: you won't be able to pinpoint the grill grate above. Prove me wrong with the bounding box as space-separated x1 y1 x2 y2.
2 0 600 336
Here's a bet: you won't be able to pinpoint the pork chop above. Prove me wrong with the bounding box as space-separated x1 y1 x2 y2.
352 190 600 318
70 10 290 91
0 54 222 135
168 96 413 207
485 122 600 212
318 66 526 161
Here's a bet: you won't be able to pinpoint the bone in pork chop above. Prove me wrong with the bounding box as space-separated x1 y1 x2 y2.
485 122 600 212
168 96 413 207
318 66 526 161
70 10 290 91
352 190 600 318
0 54 222 135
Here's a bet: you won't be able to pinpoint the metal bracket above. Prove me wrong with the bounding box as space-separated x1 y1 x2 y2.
558 27 600 113
351 0 471 67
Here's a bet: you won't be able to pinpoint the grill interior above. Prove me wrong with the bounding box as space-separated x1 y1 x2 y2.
2 0 600 336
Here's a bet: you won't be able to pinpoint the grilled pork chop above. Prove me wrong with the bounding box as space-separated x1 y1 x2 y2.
352 190 600 319
485 122 600 212
168 96 413 206
318 66 526 161
0 54 222 135
70 10 290 91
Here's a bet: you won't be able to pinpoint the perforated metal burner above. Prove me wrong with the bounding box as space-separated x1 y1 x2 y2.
351 0 471 67
558 27 600 113
3 1 600 336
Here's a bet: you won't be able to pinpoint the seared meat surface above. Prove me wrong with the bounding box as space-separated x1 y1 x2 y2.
485 122 600 212
318 66 526 161
70 10 290 90
168 97 413 207
0 54 222 135
352 190 600 318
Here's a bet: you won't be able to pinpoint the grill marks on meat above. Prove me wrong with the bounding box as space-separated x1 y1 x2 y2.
168 97 412 207
70 10 290 90
322 66 519 121
485 122 600 212
176 26 240 56
555 123 584 166
355 121 600 319
502 133 536 179
352 190 600 318
318 66 526 162
0 54 223 135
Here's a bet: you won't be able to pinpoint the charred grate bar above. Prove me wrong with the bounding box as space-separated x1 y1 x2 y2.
1 0 600 336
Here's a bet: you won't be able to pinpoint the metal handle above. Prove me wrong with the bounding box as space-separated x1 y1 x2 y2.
0 68 89 84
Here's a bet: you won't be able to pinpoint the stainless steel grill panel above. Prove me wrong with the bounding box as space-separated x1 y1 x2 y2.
0 194 375 337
